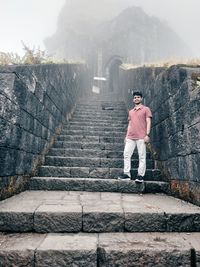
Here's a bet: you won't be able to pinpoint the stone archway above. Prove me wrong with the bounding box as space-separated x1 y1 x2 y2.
104 56 123 94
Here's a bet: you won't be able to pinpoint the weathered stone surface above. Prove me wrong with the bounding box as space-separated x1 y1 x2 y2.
29 177 85 191
166 213 200 232
83 204 124 232
97 233 193 267
145 181 170 194
118 180 145 193
1 232 200 266
49 148 106 157
0 200 40 232
45 156 101 167
89 168 110 178
70 167 89 177
79 192 101 203
34 204 82 233
83 143 106 150
100 136 124 143
84 178 118 192
0 63 86 200
53 141 82 149
62 129 125 136
44 156 154 169
18 190 67 200
39 166 71 177
57 134 99 142
0 233 46 267
35 233 97 267
29 177 168 194
125 212 166 232
73 114 125 120
67 121 125 127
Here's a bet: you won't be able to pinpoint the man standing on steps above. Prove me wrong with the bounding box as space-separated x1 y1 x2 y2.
118 91 152 183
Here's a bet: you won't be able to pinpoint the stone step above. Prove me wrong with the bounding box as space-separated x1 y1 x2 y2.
0 191 200 233
62 126 126 132
77 103 126 108
29 177 169 194
48 148 152 159
0 232 199 266
76 99 125 108
44 156 155 169
70 117 128 123
38 166 162 180
57 135 125 143
73 114 127 120
74 110 127 115
67 121 126 127
53 141 125 150
59 130 126 137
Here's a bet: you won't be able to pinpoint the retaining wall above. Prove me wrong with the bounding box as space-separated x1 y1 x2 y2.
0 63 87 200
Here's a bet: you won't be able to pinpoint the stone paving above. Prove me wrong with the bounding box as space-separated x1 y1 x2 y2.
0 191 200 234
0 232 199 266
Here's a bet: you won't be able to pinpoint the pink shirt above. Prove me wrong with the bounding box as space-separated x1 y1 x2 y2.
126 105 152 140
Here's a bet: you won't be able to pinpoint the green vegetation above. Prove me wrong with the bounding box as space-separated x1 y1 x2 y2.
0 42 47 65
0 42 85 65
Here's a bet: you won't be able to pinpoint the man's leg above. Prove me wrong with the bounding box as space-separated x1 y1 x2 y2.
135 139 146 182
123 139 136 178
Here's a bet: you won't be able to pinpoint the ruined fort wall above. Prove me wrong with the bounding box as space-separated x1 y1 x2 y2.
0 63 87 200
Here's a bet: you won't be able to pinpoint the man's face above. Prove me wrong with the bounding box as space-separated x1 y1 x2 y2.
133 95 142 105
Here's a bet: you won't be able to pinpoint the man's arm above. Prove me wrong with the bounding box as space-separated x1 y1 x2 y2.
146 117 151 136
124 111 131 143
144 117 152 143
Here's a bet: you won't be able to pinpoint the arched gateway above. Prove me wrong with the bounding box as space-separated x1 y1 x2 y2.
104 56 123 94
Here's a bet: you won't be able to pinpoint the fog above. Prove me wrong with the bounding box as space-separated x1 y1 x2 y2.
0 0 199 57
0 0 65 55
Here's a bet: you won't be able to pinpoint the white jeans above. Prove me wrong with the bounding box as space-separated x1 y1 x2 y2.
124 139 146 177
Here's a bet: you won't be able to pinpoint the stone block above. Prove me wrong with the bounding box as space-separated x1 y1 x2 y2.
125 212 166 232
0 147 17 176
0 200 40 232
166 213 200 232
29 177 85 191
118 180 145 193
89 168 110 178
83 205 124 232
0 233 45 267
98 233 192 267
84 178 118 192
70 167 89 177
34 204 82 233
145 181 170 194
39 166 71 177
35 233 97 267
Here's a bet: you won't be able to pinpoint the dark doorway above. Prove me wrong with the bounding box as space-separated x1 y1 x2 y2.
109 59 122 92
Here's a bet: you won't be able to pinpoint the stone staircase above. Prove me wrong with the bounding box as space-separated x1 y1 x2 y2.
30 101 168 194
0 100 200 266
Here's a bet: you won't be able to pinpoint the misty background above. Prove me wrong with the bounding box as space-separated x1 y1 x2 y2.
0 0 199 59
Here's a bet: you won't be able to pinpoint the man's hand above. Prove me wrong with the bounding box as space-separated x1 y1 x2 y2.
144 135 150 143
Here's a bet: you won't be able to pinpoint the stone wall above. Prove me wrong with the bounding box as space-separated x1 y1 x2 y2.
0 63 87 200
119 65 200 205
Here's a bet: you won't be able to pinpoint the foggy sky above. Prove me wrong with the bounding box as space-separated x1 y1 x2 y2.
0 0 65 55
0 0 199 57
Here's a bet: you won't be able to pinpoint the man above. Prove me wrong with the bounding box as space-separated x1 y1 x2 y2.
118 91 152 183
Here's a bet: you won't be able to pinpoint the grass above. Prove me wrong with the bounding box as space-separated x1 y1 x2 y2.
121 57 200 70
